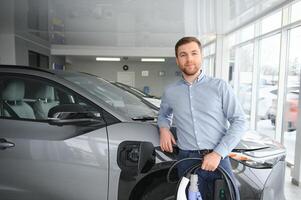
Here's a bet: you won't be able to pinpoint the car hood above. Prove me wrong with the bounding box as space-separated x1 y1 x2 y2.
234 130 286 158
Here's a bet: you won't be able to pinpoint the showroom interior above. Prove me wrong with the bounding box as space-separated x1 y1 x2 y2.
0 0 301 199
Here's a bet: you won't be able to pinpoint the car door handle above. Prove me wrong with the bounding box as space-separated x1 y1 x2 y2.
0 138 15 150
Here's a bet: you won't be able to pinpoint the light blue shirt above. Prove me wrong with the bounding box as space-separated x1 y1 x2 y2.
158 71 247 158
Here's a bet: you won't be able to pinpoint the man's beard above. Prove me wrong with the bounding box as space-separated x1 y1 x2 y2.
182 66 199 76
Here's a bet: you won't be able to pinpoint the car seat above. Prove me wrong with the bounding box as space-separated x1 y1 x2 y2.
32 85 59 119
1 79 35 119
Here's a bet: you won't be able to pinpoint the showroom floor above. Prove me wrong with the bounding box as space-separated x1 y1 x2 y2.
285 166 301 199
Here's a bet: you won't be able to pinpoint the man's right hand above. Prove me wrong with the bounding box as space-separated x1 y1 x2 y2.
159 127 176 152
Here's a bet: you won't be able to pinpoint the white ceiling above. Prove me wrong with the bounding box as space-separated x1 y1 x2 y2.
50 0 192 47
47 0 288 46
2 0 291 57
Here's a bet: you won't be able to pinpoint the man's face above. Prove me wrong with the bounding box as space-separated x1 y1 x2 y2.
176 42 202 76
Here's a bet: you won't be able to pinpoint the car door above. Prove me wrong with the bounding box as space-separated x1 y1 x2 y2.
0 74 111 200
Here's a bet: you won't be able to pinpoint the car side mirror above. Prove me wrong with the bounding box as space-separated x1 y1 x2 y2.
117 141 155 175
48 104 102 126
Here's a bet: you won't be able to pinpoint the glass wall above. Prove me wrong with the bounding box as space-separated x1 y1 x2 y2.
283 26 301 164
257 34 281 137
203 42 216 77
261 11 282 35
240 25 255 42
237 44 254 123
291 1 301 23
227 0 301 165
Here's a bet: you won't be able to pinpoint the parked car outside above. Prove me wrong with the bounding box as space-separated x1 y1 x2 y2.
267 87 299 131
239 84 278 120
0 65 286 200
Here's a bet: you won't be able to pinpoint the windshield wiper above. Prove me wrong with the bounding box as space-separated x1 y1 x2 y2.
131 116 156 121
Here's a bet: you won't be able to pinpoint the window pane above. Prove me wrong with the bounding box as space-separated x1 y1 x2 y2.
261 11 282 35
239 24 255 43
203 46 210 57
203 57 215 77
283 26 301 164
237 44 254 124
203 58 210 74
210 43 215 54
228 33 236 47
257 34 281 138
229 49 235 87
209 57 215 77
291 1 301 23
203 43 215 57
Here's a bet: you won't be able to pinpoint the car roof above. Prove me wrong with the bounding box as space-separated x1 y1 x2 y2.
0 64 55 74
0 65 106 82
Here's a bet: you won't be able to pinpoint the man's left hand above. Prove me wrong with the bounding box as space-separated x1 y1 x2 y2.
201 151 222 171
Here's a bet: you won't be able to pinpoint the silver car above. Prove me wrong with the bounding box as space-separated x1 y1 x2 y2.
0 65 286 200
111 82 161 109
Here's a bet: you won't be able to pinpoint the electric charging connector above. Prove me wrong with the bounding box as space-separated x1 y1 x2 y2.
188 174 202 200
176 177 190 200
167 157 238 200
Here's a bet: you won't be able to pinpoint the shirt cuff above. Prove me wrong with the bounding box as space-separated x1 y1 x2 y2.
213 145 228 159
157 121 171 129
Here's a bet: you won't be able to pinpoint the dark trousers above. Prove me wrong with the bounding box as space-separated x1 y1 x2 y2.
177 149 239 200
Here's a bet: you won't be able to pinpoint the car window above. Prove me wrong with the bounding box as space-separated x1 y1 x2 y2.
0 75 101 122
61 73 157 119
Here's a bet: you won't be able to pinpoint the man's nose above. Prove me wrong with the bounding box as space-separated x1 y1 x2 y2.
187 54 193 62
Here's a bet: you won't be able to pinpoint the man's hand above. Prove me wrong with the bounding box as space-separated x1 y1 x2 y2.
160 127 176 152
201 151 222 171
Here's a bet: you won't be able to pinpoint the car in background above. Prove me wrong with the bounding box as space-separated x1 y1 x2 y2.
111 82 161 109
0 65 286 200
239 84 278 120
267 87 299 131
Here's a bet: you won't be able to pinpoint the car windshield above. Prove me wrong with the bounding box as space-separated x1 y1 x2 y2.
113 82 149 98
61 72 157 120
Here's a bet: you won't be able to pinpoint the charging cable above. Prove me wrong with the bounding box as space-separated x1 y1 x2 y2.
167 157 238 200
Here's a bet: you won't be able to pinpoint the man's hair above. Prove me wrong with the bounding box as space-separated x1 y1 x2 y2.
175 36 202 57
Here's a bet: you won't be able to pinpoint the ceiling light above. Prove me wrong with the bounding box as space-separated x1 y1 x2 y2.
96 57 121 61
141 58 165 62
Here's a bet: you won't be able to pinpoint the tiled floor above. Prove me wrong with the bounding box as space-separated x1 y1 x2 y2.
285 166 301 200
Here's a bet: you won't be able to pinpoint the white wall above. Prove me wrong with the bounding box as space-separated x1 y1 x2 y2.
66 58 180 97
0 0 15 64
0 0 51 66
14 0 51 66
0 34 16 65
15 36 50 66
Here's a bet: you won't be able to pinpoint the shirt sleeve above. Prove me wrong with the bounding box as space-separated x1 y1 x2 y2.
214 81 248 158
157 90 173 129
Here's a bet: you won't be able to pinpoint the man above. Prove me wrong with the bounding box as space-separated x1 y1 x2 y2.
158 36 246 199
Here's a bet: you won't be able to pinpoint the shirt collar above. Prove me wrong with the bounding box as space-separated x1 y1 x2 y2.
181 70 205 85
